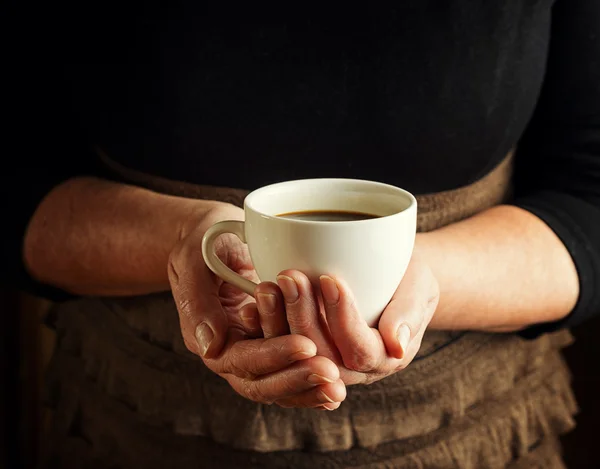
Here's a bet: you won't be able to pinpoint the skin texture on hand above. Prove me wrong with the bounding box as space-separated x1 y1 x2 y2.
247 253 440 387
168 205 346 410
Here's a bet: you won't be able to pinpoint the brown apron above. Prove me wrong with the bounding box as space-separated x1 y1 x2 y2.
41 151 577 469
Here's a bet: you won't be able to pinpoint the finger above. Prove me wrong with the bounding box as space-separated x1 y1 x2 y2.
224 356 340 404
320 275 385 372
205 333 320 378
277 270 339 358
254 281 289 338
378 256 440 359
238 303 263 338
275 379 347 409
397 316 430 367
169 230 229 359
316 403 342 411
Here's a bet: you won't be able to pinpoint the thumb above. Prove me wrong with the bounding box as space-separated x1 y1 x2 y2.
378 255 439 360
168 232 229 359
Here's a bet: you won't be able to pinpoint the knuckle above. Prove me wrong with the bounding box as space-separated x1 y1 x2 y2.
274 334 306 355
261 338 286 358
278 375 303 397
287 313 315 332
243 381 270 404
177 297 196 322
223 352 254 380
343 349 379 372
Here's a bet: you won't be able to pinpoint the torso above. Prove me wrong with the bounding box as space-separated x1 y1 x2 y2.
60 1 556 193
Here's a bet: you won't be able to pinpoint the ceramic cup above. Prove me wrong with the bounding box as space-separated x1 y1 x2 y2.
201 178 417 326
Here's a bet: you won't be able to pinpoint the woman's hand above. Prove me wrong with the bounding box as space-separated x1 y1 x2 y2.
168 203 346 409
252 252 440 386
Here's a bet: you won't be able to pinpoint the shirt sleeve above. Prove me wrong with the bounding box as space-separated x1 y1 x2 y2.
513 0 600 338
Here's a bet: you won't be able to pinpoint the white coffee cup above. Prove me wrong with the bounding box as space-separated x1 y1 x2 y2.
201 178 417 327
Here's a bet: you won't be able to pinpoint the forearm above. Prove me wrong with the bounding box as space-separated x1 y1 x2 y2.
23 177 237 296
418 205 580 332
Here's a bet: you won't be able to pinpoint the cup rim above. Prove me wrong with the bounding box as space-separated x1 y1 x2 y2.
244 178 417 225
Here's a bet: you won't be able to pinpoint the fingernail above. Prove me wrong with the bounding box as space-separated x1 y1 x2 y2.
322 403 338 411
257 293 277 315
320 275 339 306
397 324 412 359
195 322 214 357
317 390 336 404
240 309 259 331
277 275 299 302
307 373 336 385
289 350 316 362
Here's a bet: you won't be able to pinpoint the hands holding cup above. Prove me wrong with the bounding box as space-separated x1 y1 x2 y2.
169 179 439 410
251 254 439 390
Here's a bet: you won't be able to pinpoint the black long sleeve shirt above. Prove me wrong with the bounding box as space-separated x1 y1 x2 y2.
4 0 599 336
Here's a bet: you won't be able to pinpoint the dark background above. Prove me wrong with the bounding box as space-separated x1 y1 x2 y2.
2 288 599 469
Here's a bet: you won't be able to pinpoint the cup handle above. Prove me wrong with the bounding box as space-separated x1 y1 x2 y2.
201 220 257 296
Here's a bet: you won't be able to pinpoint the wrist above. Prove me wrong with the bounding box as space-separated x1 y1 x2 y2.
412 232 441 277
412 231 454 326
178 200 244 243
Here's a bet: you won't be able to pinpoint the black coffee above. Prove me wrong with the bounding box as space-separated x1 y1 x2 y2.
277 210 380 222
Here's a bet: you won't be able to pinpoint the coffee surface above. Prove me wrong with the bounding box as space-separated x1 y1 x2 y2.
277 210 379 222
